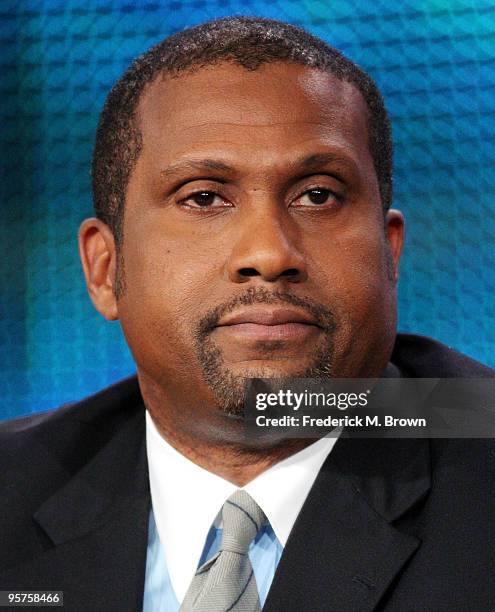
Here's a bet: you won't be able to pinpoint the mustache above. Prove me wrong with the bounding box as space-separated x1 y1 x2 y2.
196 287 337 338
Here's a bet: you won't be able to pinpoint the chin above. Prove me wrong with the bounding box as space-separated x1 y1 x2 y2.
229 358 318 379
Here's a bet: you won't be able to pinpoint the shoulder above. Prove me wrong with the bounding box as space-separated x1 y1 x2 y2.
0 376 146 573
0 375 142 434
390 335 495 529
392 333 495 377
419 437 495 562
0 375 143 487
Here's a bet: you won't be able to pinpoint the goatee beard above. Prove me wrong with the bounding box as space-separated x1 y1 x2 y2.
194 287 337 417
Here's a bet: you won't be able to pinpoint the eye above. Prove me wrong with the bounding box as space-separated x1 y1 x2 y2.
179 190 229 209
294 188 338 207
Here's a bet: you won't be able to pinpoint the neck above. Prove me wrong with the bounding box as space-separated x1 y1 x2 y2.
149 407 312 486
140 372 313 485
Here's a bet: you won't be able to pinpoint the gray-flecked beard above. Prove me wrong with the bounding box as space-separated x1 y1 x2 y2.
194 287 337 418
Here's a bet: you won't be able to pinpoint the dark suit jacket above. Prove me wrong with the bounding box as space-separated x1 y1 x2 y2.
1 334 494 611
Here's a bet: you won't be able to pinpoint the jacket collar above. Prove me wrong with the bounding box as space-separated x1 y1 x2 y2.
1 388 151 612
33 407 149 546
263 435 430 611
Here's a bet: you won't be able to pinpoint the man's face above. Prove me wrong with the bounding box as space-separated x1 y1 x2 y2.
114 62 403 426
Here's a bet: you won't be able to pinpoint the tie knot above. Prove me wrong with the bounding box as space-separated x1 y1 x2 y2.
220 490 266 555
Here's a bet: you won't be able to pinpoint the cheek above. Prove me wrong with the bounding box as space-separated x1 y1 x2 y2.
116 228 223 368
310 226 394 326
308 225 396 374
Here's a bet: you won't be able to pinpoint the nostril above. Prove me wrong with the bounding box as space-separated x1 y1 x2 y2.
239 268 260 277
281 268 299 277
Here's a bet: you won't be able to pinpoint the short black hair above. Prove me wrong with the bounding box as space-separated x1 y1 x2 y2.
92 16 393 247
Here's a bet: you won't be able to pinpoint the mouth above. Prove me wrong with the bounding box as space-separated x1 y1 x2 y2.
214 307 323 342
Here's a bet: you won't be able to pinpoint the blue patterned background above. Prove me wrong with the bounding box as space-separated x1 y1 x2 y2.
1 0 494 420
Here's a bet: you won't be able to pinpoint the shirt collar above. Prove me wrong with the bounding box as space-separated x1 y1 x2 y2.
146 410 338 603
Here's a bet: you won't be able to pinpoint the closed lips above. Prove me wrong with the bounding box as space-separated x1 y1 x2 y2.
216 308 321 327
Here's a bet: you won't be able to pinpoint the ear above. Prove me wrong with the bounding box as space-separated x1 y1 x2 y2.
385 209 405 282
78 218 119 320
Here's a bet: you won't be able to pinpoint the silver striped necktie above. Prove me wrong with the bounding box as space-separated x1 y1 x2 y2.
180 489 266 612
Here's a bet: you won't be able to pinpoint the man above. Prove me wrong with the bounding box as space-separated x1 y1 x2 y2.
1 16 494 612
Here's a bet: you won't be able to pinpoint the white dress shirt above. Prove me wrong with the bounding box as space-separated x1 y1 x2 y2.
146 410 339 604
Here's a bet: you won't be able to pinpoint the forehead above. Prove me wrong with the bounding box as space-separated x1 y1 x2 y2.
135 62 372 173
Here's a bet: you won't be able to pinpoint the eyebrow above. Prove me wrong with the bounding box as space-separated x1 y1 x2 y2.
297 152 348 170
159 152 353 181
160 158 234 180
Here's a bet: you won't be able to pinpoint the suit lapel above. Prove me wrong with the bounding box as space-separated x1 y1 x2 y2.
0 408 150 612
263 437 430 612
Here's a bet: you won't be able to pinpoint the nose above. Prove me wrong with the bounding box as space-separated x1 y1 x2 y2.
225 209 308 284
